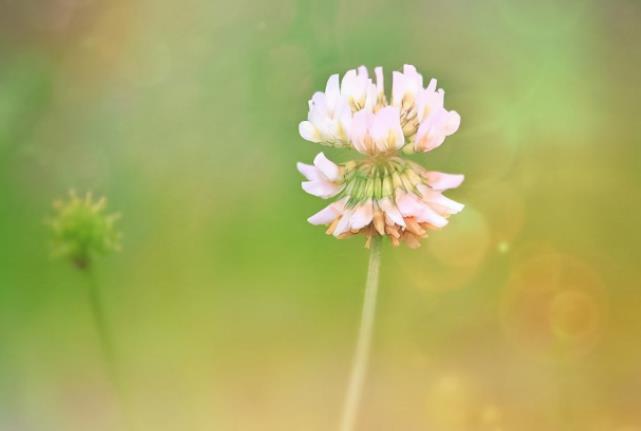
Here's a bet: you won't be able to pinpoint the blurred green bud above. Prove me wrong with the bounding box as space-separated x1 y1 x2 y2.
47 191 121 269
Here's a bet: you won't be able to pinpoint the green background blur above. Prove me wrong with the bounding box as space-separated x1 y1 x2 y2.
1 0 640 430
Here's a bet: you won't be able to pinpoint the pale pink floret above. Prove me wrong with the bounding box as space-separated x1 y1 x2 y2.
333 209 355 237
395 190 449 228
341 66 377 112
309 199 375 238
378 197 405 227
374 67 385 98
308 197 349 225
417 184 465 216
297 152 343 199
423 171 464 191
299 74 352 145
350 106 405 155
350 199 374 230
392 64 424 106
413 105 461 152
413 80 460 152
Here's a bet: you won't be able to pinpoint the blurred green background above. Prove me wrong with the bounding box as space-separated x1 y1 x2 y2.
1 0 640 430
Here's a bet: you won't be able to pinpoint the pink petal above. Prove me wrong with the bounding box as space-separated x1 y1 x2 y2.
443 110 461 135
350 200 374 230
379 197 405 227
395 192 423 216
416 206 448 228
349 110 373 154
426 78 437 93
313 152 340 181
391 71 406 106
296 162 322 181
420 188 465 215
308 204 339 225
424 172 464 190
302 181 340 198
333 211 353 236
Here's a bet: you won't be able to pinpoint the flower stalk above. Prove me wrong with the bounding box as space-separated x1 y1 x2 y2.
84 267 119 386
83 266 132 430
296 65 464 429
339 235 382 431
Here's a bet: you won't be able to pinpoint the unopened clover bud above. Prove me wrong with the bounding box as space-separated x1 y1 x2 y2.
47 191 121 269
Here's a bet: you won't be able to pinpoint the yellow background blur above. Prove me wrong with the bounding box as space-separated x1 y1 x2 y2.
1 0 640 430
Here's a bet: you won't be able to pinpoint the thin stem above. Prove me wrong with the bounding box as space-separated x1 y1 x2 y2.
85 268 118 380
339 236 382 431
83 267 132 429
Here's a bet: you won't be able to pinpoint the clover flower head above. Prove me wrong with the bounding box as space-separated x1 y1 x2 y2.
297 65 464 248
48 191 121 268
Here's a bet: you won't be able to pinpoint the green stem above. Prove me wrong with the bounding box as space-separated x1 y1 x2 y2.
84 267 132 429
339 236 382 431
85 268 118 380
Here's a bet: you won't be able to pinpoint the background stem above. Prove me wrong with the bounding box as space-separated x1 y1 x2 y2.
83 268 132 429
85 268 118 379
339 236 382 431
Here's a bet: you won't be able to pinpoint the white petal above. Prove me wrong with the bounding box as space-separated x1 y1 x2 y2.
392 71 406 106
374 66 384 96
426 78 437 93
337 104 353 135
325 74 340 108
363 82 378 111
299 121 320 142
341 69 357 97
403 64 423 90
309 92 329 115
313 152 340 181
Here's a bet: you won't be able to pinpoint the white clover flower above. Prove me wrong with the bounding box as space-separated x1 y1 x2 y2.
298 65 463 248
